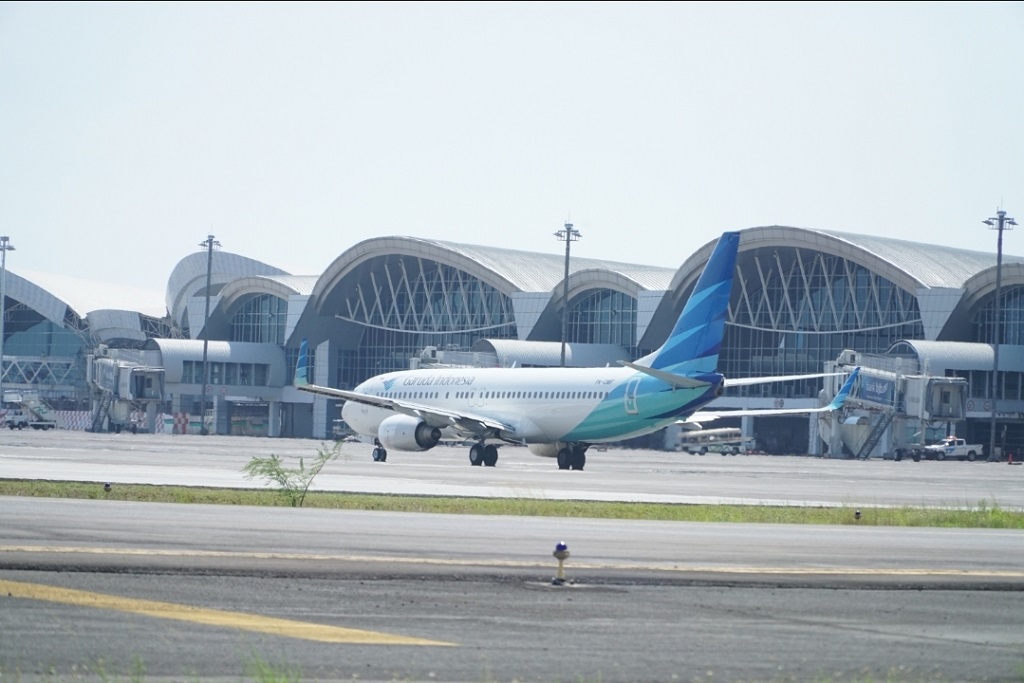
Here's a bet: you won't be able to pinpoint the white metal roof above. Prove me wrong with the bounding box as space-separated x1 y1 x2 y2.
889 340 1024 372
470 339 630 368
817 229 1024 289
141 339 287 384
166 251 291 327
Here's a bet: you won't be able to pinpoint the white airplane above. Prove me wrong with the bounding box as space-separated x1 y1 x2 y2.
295 231 860 469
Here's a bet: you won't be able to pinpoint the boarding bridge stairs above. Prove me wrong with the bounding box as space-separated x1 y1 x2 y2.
91 390 114 433
855 408 895 460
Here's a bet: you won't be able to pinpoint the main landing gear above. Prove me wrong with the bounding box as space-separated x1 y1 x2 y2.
556 445 587 471
468 442 499 467
371 438 387 462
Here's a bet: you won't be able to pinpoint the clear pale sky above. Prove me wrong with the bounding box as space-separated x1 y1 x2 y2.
1 2 1022 316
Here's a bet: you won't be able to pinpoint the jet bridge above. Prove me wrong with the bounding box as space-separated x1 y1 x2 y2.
827 350 968 459
88 351 165 433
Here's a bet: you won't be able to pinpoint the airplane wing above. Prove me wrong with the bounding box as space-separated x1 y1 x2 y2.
682 367 860 424
295 382 513 434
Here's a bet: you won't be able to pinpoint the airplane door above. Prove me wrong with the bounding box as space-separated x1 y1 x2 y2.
625 378 641 415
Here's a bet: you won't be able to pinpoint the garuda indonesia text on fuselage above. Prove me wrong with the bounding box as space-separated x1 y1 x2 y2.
295 231 859 470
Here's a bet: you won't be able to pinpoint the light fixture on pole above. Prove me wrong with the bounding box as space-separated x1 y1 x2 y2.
199 234 221 435
554 221 581 367
0 236 14 406
982 209 1015 461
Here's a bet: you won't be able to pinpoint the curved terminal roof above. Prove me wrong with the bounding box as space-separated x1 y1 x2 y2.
3 271 74 327
312 236 676 308
166 251 291 328
667 225 1024 298
215 275 319 310
818 229 1024 289
85 310 149 346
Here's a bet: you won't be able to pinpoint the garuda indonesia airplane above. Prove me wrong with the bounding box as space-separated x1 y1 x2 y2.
295 231 859 470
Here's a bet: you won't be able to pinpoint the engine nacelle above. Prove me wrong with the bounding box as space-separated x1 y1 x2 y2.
377 415 442 452
527 443 562 459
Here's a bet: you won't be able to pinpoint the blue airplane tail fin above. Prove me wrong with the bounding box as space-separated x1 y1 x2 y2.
642 231 740 374
827 367 860 409
294 338 310 387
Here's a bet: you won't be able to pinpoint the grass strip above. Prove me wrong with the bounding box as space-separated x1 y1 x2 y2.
2 479 1023 528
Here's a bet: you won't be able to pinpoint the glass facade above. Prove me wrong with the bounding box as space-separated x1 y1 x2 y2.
567 289 638 355
231 294 287 345
335 257 518 390
973 284 1024 346
970 284 1024 402
721 247 924 398
2 302 90 403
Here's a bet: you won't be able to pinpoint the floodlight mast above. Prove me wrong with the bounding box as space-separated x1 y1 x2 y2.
0 236 14 405
982 210 1016 461
554 221 581 368
199 234 221 435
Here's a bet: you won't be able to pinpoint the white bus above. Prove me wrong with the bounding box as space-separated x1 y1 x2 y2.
674 427 754 455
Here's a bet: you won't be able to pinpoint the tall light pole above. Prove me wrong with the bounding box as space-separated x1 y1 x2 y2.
983 210 1015 461
0 236 14 406
199 234 220 435
554 221 581 367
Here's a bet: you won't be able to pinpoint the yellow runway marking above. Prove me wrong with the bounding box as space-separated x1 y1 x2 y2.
2 544 1024 579
0 579 454 646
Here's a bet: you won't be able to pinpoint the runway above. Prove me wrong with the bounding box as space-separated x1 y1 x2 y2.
2 430 1024 682
2 429 1023 508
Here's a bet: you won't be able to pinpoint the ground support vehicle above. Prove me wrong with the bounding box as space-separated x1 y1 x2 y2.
895 437 984 462
3 409 57 430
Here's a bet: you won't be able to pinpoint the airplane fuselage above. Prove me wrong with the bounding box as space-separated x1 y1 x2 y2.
341 365 723 447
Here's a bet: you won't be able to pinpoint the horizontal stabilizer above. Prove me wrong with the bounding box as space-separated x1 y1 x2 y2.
617 360 711 389
683 367 860 423
725 371 846 387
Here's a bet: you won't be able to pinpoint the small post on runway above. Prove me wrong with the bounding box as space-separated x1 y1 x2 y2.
552 541 570 585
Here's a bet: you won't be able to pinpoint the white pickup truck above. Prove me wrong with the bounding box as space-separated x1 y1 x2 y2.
921 437 984 462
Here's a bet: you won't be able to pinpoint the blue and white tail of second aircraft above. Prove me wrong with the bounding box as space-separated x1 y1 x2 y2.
637 230 739 375
294 230 859 470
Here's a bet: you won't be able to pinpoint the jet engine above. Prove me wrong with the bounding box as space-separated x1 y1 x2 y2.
377 415 442 451
527 443 560 459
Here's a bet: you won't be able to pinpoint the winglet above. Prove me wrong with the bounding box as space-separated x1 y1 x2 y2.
826 367 859 410
294 338 310 387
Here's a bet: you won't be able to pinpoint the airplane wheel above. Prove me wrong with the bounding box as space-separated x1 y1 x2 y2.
372 447 387 462
469 444 484 466
571 451 586 470
556 449 571 470
483 444 499 467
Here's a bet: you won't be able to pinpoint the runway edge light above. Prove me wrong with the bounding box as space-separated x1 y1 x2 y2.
552 541 570 586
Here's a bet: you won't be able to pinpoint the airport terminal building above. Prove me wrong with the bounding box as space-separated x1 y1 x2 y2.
3 225 1023 458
